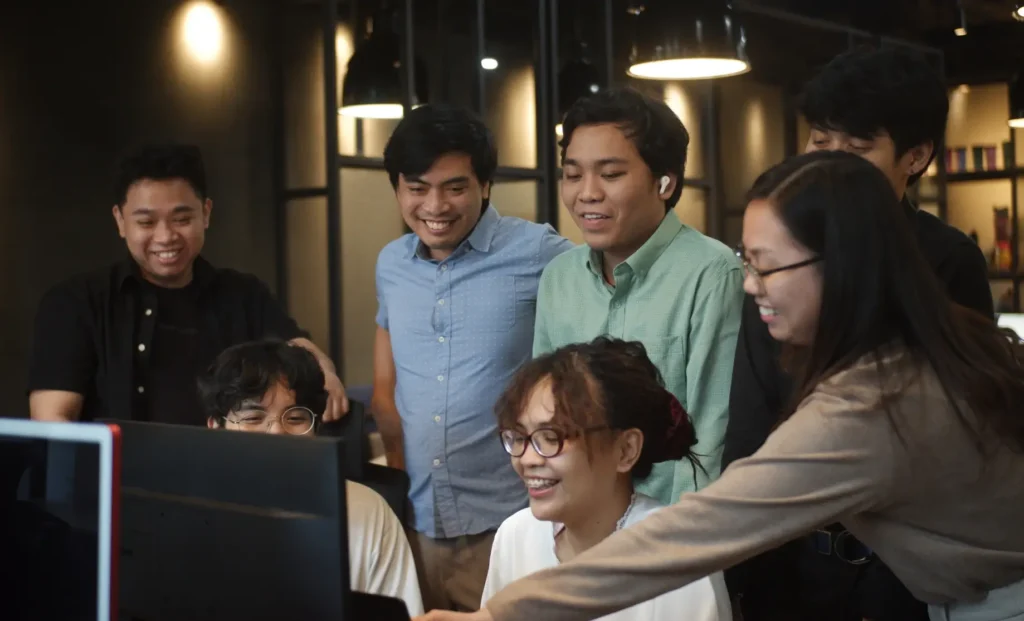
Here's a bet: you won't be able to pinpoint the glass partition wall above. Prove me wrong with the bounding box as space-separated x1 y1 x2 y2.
276 0 946 384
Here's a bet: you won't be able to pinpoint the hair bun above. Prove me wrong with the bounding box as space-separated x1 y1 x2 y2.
659 394 698 462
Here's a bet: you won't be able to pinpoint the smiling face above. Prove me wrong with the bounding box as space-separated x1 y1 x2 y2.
112 178 211 289
741 199 824 345
561 124 674 267
509 378 627 525
395 152 490 261
805 127 931 199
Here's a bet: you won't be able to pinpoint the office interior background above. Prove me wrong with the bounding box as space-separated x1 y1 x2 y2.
1 0 1023 417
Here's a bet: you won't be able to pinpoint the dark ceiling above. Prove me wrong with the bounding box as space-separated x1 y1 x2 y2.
329 0 1024 85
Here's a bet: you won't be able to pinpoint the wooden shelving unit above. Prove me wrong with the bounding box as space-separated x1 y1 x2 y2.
943 82 1024 312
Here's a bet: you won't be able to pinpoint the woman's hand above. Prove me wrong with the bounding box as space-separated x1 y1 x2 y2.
414 609 494 621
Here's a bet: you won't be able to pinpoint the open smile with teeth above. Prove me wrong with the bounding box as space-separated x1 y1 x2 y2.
524 477 559 490
423 219 455 233
154 249 182 261
759 306 778 317
580 213 610 221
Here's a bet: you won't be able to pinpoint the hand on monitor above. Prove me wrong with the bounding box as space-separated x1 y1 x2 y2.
414 609 493 621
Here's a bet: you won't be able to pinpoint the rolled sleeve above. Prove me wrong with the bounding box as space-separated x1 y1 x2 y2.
27 285 97 395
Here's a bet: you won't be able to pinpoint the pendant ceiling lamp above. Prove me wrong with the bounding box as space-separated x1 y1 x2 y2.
1010 73 1024 129
339 6 428 119
1013 2 1023 21
626 0 750 80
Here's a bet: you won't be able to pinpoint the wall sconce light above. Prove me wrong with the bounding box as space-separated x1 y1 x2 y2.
181 1 224 64
626 1 750 80
339 8 427 119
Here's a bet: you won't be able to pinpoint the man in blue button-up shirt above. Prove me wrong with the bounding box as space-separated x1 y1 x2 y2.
372 104 574 612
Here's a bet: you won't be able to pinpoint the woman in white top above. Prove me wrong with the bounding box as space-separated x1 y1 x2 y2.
477 337 732 621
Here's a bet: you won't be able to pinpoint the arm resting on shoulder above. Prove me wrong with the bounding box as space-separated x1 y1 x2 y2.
371 327 405 470
290 337 349 421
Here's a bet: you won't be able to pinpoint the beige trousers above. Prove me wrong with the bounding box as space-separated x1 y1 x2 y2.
407 530 495 612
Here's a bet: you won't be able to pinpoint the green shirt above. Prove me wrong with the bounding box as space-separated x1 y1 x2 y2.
533 213 744 504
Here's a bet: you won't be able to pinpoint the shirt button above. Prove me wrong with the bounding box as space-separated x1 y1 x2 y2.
144 309 153 316
138 344 146 352
433 458 441 467
434 416 441 423
437 375 444 382
438 336 445 343
438 299 445 305
441 265 448 271
137 386 145 394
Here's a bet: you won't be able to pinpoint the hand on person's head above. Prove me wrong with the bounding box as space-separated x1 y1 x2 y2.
322 370 349 422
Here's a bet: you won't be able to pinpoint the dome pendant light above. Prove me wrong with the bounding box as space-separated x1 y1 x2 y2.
339 6 427 119
626 1 750 81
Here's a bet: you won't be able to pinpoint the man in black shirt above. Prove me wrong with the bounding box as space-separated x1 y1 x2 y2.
723 47 994 621
27 144 348 426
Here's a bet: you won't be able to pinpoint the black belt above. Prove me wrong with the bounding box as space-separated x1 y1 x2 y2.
811 526 873 565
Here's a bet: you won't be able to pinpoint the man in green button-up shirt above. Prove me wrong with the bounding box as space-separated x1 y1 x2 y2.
533 87 744 505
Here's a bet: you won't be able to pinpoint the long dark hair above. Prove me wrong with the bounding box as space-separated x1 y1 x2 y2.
749 150 1024 453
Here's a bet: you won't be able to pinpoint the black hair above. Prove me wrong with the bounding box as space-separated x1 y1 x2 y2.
749 150 1024 455
197 339 327 424
800 45 948 187
383 104 498 209
559 86 690 211
496 337 700 480
113 144 207 207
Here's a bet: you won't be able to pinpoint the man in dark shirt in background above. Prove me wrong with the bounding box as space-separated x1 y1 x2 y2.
27 144 347 425
723 47 994 621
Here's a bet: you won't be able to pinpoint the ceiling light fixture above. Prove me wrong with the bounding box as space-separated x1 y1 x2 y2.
1010 73 1024 129
626 1 750 81
1013 3 1024 21
955 1 968 36
339 7 428 119
480 57 499 70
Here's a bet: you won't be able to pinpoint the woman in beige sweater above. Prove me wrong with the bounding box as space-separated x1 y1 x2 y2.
416 150 1024 621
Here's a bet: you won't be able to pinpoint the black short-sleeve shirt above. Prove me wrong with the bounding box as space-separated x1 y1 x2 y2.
27 256 307 424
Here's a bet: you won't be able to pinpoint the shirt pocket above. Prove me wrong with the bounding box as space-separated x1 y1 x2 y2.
456 275 518 333
640 335 688 402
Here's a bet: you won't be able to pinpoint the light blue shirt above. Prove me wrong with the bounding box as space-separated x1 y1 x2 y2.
375 206 575 537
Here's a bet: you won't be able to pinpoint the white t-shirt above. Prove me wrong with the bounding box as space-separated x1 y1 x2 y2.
346 481 424 616
481 493 732 621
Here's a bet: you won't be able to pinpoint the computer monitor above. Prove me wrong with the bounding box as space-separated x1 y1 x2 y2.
0 419 121 621
113 420 356 621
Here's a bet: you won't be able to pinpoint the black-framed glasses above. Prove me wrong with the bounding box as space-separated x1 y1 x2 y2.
735 245 822 292
225 406 318 435
499 426 607 459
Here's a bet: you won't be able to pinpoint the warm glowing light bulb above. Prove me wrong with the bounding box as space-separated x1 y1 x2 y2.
183 2 224 64
555 123 563 138
481 57 499 71
628 58 750 80
1010 117 1024 129
954 27 967 36
339 103 405 119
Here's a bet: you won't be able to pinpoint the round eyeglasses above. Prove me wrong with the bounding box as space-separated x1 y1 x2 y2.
499 426 607 459
225 406 317 435
734 245 822 293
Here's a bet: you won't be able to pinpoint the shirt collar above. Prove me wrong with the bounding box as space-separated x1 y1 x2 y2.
409 205 501 260
116 255 217 292
585 211 684 279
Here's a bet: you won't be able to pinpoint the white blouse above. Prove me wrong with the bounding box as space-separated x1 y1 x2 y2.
481 493 732 621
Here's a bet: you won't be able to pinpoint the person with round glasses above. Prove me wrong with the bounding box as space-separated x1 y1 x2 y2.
477 337 732 621
198 339 425 617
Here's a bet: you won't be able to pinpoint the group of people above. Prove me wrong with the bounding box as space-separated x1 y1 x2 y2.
26 43 1024 621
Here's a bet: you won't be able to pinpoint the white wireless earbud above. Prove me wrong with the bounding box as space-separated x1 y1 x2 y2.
659 176 671 195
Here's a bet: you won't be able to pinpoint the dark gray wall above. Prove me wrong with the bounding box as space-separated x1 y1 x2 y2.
0 0 280 417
